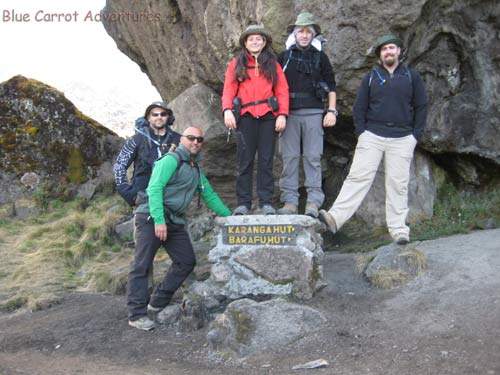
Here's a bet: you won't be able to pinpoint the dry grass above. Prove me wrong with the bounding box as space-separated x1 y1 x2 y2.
0 195 134 311
370 268 409 289
355 254 375 274
367 247 428 289
400 247 427 274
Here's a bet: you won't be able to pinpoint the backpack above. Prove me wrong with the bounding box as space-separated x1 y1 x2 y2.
134 117 178 159
160 149 205 208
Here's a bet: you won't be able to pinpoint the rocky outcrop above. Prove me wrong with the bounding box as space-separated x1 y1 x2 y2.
357 243 428 289
103 0 500 185
170 83 237 205
0 75 121 204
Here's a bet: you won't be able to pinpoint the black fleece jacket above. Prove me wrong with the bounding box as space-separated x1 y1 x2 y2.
278 45 336 109
353 63 428 139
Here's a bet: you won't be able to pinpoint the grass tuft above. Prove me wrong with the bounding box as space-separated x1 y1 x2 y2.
370 268 409 289
355 254 375 274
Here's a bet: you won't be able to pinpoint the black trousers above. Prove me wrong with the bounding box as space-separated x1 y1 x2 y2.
236 114 277 208
127 213 195 321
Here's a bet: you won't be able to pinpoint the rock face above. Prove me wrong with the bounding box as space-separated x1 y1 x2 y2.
103 0 500 184
207 298 327 357
201 215 326 301
0 75 121 204
170 83 237 206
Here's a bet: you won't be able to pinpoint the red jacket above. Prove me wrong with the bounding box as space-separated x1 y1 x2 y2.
222 55 289 118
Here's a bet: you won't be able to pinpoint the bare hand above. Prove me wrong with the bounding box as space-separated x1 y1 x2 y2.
275 115 286 132
155 224 168 241
323 112 337 128
224 110 237 129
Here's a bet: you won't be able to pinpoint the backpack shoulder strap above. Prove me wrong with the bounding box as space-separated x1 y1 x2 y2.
282 49 293 72
313 50 322 71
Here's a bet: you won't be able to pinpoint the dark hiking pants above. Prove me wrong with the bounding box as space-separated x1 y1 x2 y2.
236 113 277 208
127 213 195 321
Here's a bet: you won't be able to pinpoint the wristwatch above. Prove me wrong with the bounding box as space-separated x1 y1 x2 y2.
326 109 338 116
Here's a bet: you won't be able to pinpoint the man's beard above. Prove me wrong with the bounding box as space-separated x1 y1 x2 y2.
383 55 397 66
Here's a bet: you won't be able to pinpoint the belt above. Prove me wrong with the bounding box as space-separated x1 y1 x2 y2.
241 99 269 108
369 120 411 128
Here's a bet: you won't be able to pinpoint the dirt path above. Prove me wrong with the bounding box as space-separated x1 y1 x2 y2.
1 229 499 375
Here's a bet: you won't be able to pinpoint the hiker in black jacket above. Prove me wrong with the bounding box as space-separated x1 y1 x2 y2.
276 12 337 218
319 34 428 245
113 101 181 206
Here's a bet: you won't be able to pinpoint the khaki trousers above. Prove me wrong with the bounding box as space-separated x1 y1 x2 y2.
328 130 417 239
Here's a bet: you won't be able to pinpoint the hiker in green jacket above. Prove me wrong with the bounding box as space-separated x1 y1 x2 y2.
127 126 231 331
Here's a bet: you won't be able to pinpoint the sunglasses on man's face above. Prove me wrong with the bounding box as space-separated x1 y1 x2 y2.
183 135 204 143
150 112 168 117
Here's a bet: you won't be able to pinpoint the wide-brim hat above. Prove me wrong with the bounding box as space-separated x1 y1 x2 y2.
287 11 321 35
144 101 173 118
239 24 273 48
373 34 403 56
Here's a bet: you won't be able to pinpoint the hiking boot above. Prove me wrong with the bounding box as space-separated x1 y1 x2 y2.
318 210 337 234
304 202 319 218
277 203 298 215
395 234 410 245
233 205 250 215
128 316 155 331
261 205 276 215
147 303 165 313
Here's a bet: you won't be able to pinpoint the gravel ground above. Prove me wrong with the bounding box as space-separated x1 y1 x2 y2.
1 229 499 375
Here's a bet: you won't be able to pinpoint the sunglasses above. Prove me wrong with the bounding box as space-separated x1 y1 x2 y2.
150 112 168 117
183 135 204 143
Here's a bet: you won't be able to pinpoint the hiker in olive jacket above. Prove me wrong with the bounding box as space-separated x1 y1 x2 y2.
127 126 231 331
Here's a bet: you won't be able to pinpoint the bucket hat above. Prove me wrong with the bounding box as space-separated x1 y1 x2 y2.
239 24 272 48
287 11 321 35
144 101 173 118
373 34 403 56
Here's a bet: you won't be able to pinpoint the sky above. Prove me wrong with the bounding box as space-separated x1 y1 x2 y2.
0 0 161 136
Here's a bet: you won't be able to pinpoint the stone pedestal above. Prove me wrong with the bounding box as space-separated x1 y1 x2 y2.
200 215 326 301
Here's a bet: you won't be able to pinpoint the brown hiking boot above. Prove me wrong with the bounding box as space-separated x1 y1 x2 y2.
394 233 410 245
318 210 337 234
277 203 298 215
304 202 319 218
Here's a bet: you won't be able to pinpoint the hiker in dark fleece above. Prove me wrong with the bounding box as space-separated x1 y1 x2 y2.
127 126 231 331
113 101 181 207
319 34 428 245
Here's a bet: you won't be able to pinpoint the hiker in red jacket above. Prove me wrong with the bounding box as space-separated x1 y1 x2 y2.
222 24 289 215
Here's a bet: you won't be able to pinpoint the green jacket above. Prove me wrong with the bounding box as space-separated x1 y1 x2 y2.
136 144 231 225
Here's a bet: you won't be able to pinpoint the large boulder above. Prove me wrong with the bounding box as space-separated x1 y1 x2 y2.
406 1 500 171
355 150 438 226
102 0 500 183
170 83 237 206
0 75 122 203
207 298 327 357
